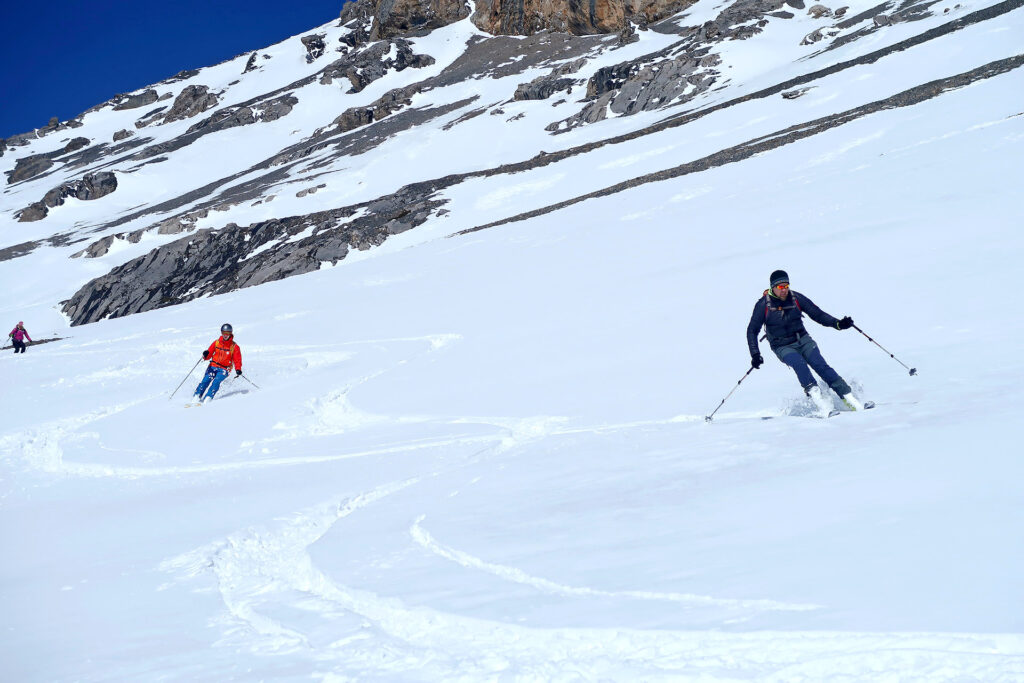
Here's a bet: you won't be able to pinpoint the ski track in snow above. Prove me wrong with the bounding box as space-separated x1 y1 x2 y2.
7 329 1020 679
0 398 152 473
4 1 1024 678
1 326 721 481
1 333 471 479
158 479 1024 680
409 516 820 613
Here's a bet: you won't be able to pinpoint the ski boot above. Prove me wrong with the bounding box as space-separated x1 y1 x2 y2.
804 384 834 417
840 392 865 411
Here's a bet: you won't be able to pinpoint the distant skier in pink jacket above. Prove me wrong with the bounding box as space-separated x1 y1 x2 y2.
9 322 32 353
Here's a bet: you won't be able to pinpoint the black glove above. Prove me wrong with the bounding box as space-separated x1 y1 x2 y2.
202 350 210 359
836 316 853 330
751 353 764 369
235 369 242 377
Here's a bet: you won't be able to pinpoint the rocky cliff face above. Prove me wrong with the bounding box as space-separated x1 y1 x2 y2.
340 0 471 41
339 0 695 38
471 0 697 35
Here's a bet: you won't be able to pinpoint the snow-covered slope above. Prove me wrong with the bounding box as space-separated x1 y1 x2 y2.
2 0 1023 679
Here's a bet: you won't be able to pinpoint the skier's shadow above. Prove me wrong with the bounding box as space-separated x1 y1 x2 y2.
216 388 251 400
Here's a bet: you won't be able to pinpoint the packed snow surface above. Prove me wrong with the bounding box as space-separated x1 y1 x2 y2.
2 0 1024 680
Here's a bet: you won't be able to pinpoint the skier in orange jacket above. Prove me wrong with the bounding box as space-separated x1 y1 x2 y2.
190 324 242 405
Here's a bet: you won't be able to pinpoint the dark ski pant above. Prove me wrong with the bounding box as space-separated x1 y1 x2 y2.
773 335 851 397
194 365 229 400
12 340 26 353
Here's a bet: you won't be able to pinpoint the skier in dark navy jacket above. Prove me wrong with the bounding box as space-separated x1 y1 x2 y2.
747 270 863 409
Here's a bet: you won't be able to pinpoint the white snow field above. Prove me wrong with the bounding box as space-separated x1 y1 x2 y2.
3 0 1024 680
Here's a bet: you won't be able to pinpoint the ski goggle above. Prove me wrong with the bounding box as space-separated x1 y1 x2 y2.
775 283 790 290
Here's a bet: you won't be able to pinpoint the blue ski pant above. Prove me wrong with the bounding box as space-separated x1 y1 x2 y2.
194 365 229 400
773 335 851 396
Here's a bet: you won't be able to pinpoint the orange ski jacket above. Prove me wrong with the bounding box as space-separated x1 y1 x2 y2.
206 334 242 372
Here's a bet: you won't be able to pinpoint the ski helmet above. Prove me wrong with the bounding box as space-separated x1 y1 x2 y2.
769 270 789 287
221 323 233 334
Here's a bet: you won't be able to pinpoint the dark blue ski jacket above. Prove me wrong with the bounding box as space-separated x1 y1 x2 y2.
747 289 840 356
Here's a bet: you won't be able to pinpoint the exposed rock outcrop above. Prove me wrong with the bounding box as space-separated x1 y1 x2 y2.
62 187 445 325
162 85 220 123
336 0 689 39
185 94 299 135
320 39 435 93
471 0 696 35
801 25 840 44
163 69 200 84
73 207 216 258
6 154 56 184
544 0 828 132
513 59 587 102
17 172 118 222
334 106 378 133
4 128 96 183
548 51 719 132
135 106 168 129
112 89 161 111
301 33 327 62
340 0 471 41
17 204 49 223
338 0 376 49
330 35 596 137
0 112 93 155
63 137 91 154
243 52 259 73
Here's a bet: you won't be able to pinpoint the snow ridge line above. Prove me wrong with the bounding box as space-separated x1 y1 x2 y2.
410 515 821 613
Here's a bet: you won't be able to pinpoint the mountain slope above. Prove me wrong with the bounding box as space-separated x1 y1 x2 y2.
1 0 1023 680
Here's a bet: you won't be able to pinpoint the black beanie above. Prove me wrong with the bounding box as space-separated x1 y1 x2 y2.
770 270 789 287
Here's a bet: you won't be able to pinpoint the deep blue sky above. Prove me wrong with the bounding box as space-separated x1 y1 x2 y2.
1 1 347 139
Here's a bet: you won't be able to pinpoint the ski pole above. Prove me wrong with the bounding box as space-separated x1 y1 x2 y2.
705 367 755 422
169 358 204 399
852 324 917 376
237 372 261 390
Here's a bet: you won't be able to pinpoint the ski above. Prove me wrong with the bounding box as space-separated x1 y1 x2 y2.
828 401 875 417
759 409 839 420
